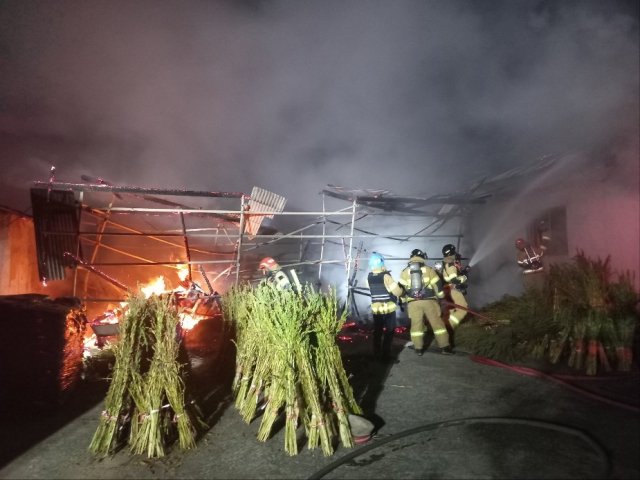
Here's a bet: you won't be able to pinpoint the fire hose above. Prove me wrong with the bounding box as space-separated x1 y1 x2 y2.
438 301 639 412
307 417 610 480
441 300 500 324
312 291 623 478
470 356 640 414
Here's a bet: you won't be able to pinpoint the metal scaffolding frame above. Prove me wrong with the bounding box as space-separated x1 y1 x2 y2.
31 181 466 306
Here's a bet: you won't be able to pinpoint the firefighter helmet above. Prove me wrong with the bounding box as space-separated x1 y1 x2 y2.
411 248 427 259
442 244 456 257
259 257 279 271
369 253 385 269
515 238 527 250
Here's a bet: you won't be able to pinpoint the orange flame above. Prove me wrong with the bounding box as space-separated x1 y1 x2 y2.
179 311 207 330
141 276 167 298
177 265 190 282
101 270 214 334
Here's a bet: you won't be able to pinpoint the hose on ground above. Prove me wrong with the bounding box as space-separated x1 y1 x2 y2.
307 416 610 480
471 355 640 413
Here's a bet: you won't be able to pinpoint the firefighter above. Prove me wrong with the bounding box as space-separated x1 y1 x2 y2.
398 249 452 356
259 257 301 292
365 253 404 361
515 238 544 273
441 244 470 329
515 238 545 290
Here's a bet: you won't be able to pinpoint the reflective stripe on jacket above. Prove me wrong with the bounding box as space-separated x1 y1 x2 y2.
367 270 402 314
442 254 467 285
517 245 543 270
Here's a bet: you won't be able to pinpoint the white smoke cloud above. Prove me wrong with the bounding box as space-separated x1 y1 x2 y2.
0 0 637 302
1 1 636 210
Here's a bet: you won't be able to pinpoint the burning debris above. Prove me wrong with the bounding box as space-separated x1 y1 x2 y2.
86 264 221 354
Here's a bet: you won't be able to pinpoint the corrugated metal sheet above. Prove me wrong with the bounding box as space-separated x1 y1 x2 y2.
246 187 287 236
30 188 80 281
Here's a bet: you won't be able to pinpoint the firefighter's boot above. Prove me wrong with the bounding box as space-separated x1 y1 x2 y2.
441 345 454 355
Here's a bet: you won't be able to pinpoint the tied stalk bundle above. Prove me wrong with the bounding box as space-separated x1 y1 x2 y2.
222 285 254 397
90 292 204 458
456 251 639 375
615 316 636 371
549 306 574 364
223 283 363 456
313 287 362 449
610 272 639 371
130 294 201 456
584 312 604 376
89 293 150 457
568 320 587 371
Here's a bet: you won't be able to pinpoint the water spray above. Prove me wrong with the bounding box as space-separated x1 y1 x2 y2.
468 152 581 267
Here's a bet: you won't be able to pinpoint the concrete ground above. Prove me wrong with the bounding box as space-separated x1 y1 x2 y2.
1 320 638 480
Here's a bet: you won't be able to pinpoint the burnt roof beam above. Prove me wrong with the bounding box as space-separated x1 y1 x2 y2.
320 189 488 207
33 181 244 199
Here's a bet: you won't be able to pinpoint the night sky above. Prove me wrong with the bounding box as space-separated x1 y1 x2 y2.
0 0 638 213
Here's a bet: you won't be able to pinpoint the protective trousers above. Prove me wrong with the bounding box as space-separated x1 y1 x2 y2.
408 299 449 350
373 311 396 358
448 289 468 329
523 272 545 291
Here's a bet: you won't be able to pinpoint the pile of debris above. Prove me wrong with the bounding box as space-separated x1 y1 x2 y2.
0 295 86 410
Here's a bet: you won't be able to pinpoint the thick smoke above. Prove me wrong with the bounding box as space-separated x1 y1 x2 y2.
0 1 637 306
0 1 637 211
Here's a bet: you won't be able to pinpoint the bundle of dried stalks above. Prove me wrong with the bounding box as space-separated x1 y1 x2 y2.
222 283 361 456
90 292 204 458
456 252 639 375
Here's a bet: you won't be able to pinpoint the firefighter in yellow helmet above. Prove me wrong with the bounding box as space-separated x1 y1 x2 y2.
398 249 452 356
441 244 470 330
366 253 404 361
259 257 301 292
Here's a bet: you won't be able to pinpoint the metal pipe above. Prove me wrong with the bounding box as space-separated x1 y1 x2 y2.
83 195 115 294
82 208 227 256
51 231 463 239
235 259 346 275
80 235 183 269
63 252 130 292
345 200 356 288
326 219 408 242
180 212 193 282
198 265 214 294
72 191 83 297
235 196 247 285
243 220 323 251
333 213 366 232
33 181 244 198
87 207 360 215
318 194 326 282
85 207 460 218
85 259 236 266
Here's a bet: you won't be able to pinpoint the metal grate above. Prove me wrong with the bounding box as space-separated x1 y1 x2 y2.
246 187 287 236
30 188 80 281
